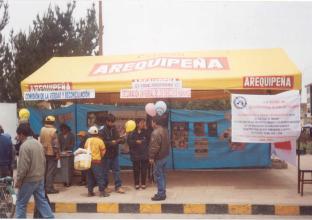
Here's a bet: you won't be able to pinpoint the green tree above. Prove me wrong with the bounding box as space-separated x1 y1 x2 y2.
0 1 14 102
3 1 99 103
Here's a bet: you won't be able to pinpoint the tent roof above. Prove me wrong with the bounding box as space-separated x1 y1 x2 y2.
21 48 301 102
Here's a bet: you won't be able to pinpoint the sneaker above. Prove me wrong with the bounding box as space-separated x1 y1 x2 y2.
99 191 110 197
87 191 95 197
151 194 166 201
115 187 125 194
135 185 140 190
46 189 59 194
141 185 146 189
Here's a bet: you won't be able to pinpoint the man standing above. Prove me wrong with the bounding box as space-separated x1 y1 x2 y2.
39 116 60 194
149 116 170 201
15 123 54 218
0 125 13 177
100 114 125 193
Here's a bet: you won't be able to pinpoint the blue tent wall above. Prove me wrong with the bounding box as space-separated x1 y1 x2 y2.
29 104 271 169
28 105 76 136
170 109 271 169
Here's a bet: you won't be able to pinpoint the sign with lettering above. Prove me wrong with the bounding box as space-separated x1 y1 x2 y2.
132 78 182 89
231 90 301 143
28 82 72 91
90 57 229 75
243 76 293 89
23 89 95 101
120 88 191 99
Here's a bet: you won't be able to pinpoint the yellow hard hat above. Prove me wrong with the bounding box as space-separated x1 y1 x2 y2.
125 120 136 133
45 115 56 122
19 108 30 120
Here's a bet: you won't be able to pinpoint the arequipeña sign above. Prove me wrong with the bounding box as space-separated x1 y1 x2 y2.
243 76 293 89
90 57 229 75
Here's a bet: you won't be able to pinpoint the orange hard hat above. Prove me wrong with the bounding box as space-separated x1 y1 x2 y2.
77 131 87 137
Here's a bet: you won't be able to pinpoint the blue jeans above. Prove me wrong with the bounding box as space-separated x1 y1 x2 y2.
102 157 122 189
87 163 105 192
16 179 54 218
154 157 168 197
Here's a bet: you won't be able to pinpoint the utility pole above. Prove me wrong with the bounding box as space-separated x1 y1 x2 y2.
99 0 103 55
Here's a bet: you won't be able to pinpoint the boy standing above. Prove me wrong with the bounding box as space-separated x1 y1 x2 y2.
85 126 109 197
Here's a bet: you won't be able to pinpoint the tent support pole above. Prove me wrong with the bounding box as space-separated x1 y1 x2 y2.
168 100 175 170
74 101 78 147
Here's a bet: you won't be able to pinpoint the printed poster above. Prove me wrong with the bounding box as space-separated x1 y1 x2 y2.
194 138 208 157
231 90 301 143
194 122 205 137
171 122 189 149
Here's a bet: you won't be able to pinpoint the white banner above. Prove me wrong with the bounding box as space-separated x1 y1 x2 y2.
23 89 95 101
120 88 191 99
231 90 301 143
132 78 182 89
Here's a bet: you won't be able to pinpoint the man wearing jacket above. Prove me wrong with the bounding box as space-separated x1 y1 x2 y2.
39 116 60 194
15 123 54 218
0 125 13 177
99 114 125 193
149 116 170 201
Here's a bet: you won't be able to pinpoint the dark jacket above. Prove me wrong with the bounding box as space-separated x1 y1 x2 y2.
58 132 75 151
78 136 88 149
149 126 170 160
127 129 149 161
99 125 125 159
0 134 13 166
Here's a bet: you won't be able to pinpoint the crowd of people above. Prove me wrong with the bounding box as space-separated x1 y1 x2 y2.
0 112 170 218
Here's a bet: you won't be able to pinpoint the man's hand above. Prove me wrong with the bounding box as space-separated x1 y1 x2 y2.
112 140 116 144
120 133 126 138
136 140 142 144
149 159 154 165
15 180 22 189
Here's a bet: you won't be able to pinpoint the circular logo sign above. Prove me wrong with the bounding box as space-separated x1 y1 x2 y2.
233 96 247 109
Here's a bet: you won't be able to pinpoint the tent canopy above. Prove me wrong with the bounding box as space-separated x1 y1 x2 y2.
21 48 301 103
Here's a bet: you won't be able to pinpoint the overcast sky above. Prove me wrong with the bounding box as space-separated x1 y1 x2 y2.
3 0 312 102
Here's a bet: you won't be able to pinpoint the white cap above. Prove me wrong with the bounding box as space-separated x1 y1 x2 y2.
88 126 98 135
